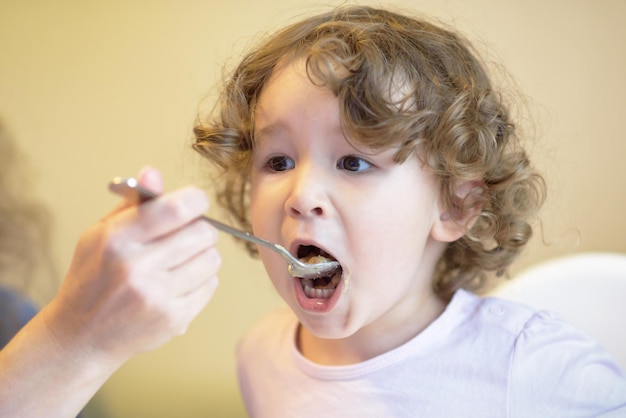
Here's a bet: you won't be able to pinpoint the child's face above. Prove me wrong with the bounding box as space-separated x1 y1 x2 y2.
250 58 449 343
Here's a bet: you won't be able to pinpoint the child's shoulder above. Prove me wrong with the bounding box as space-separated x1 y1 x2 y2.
454 289 625 371
450 290 626 412
451 288 556 335
448 289 611 356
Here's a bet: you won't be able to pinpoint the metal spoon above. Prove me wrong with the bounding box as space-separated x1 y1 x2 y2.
108 177 341 280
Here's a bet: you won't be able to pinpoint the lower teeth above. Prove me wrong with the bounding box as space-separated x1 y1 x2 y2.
303 284 334 299
301 274 341 299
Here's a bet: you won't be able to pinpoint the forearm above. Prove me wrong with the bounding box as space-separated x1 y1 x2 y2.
0 304 121 418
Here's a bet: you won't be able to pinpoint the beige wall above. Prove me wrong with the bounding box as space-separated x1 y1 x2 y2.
1 0 625 416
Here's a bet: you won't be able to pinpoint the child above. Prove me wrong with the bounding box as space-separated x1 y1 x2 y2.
193 5 626 417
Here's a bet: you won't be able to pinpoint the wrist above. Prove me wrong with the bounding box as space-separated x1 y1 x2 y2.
40 298 124 376
0 303 122 418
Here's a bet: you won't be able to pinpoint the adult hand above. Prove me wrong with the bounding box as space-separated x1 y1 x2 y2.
43 167 220 366
0 167 221 417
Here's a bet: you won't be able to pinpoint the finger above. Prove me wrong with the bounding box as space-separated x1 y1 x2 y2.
170 274 220 335
138 219 219 271
101 167 162 222
108 186 210 244
137 166 164 195
167 247 222 297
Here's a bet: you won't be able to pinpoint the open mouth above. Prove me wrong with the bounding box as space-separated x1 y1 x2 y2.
297 245 343 299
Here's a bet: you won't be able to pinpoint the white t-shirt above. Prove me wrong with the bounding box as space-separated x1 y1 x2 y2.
237 289 626 417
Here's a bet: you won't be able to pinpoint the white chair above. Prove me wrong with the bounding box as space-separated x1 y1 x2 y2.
492 252 626 371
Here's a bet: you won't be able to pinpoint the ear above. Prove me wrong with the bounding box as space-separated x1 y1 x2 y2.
431 180 484 243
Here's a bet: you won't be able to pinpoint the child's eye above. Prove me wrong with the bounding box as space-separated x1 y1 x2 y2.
337 155 373 172
265 155 295 172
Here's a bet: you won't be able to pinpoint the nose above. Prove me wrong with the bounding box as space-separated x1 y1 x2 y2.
285 163 328 218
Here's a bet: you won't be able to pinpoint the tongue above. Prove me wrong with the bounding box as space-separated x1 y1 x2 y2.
313 276 331 288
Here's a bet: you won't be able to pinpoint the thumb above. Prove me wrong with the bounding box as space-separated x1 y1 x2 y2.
137 166 164 195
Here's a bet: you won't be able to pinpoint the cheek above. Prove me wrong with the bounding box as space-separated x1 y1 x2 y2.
250 181 272 233
348 195 437 269
250 181 287 248
354 219 425 267
249 194 262 232
258 247 295 304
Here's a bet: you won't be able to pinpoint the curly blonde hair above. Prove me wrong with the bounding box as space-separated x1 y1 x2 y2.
193 6 545 297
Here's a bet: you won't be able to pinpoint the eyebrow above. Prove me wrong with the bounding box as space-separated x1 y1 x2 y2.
253 120 290 147
254 122 278 140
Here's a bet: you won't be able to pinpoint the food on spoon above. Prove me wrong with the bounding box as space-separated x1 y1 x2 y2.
302 254 331 265
298 253 341 289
